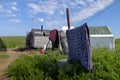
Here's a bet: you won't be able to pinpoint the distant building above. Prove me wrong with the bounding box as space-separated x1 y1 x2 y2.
89 26 114 50
60 26 115 53
62 26 75 31
26 29 52 48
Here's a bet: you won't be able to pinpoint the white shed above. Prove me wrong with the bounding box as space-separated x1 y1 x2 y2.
60 26 115 54
89 26 115 50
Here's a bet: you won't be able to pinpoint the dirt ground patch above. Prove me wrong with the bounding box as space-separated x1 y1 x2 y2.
0 49 37 80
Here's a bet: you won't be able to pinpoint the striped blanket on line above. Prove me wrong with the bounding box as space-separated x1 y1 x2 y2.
66 23 93 71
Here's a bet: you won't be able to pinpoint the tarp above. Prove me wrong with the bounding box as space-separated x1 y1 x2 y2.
66 23 93 71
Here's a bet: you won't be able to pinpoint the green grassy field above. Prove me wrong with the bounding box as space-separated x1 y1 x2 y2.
0 36 26 49
7 48 120 80
6 37 120 80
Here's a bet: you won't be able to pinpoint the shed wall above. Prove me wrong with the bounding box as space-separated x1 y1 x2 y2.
33 36 52 48
90 37 114 50
60 31 115 54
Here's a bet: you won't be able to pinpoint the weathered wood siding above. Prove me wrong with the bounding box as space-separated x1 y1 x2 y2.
33 36 52 48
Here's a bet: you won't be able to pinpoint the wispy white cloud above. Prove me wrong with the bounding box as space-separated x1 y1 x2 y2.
0 14 16 17
59 10 64 15
27 0 114 29
75 0 87 6
10 2 17 6
38 18 44 22
0 4 3 11
0 1 20 17
87 0 94 3
71 0 114 23
0 8 16 17
45 20 66 30
28 3 40 14
9 19 21 23
11 6 20 11
6 9 12 14
10 1 20 11
27 1 57 15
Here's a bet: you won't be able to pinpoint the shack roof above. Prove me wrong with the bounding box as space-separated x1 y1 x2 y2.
31 29 50 36
89 26 112 35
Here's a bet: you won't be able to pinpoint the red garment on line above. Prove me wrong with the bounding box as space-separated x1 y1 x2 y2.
49 29 57 42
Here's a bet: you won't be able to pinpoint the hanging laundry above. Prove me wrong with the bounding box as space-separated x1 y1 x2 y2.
60 31 69 54
49 29 59 50
66 23 93 71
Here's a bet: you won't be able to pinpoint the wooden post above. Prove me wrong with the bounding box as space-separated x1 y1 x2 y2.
66 8 70 30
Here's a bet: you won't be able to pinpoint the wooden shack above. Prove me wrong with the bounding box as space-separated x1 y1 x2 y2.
26 29 52 48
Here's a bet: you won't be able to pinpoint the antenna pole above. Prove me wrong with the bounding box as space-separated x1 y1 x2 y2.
32 17 33 29
41 25 43 32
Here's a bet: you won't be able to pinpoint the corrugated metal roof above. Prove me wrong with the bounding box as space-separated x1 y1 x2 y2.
31 29 50 36
89 26 112 34
31 29 51 33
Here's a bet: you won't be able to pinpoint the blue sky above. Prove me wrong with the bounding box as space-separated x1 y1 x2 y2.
0 0 120 38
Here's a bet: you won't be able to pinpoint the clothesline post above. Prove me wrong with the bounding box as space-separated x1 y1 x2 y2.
66 8 70 30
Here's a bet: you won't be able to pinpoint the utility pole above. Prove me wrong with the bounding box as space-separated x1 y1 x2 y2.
32 17 33 29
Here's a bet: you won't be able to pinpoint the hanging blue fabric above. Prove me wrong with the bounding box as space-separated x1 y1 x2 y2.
66 23 93 71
